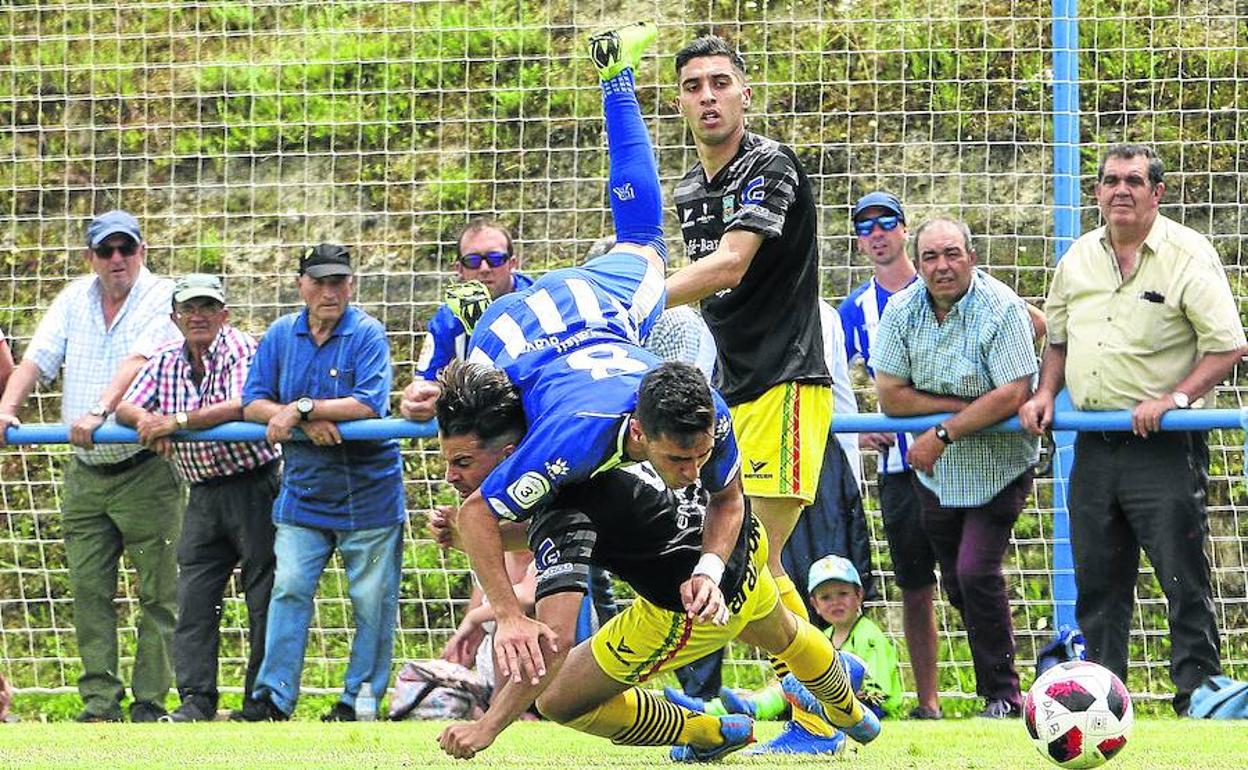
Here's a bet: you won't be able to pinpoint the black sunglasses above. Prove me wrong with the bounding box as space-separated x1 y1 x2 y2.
93 242 139 259
459 251 510 269
853 215 902 238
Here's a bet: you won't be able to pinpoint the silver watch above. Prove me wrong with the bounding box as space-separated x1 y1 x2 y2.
1171 391 1191 409
88 403 109 418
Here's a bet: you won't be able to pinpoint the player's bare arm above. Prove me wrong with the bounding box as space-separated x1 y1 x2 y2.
665 229 764 307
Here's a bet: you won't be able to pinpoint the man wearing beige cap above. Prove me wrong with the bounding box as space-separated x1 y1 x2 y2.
117 273 281 722
0 209 183 722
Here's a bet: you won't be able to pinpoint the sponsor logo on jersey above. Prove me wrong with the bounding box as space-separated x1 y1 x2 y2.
534 537 560 571
487 497 518 520
744 458 774 480
722 194 735 219
544 458 569 478
536 563 575 583
742 175 766 204
714 414 732 440
612 182 635 201
506 471 551 510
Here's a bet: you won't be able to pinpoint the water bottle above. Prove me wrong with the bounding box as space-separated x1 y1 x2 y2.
356 681 377 722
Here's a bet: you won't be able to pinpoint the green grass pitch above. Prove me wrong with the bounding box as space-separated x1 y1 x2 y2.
2 718 1246 769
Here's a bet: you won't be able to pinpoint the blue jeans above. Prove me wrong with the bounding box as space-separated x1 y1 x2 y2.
251 522 403 714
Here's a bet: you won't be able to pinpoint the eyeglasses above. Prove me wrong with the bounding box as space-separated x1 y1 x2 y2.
174 301 224 317
853 215 902 238
459 251 510 269
93 242 139 259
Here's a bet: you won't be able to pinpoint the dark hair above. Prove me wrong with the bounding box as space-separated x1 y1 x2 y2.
910 217 974 260
674 35 746 80
1098 144 1164 186
436 360 526 448
457 217 514 256
636 362 714 444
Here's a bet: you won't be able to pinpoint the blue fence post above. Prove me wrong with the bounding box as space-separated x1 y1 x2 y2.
1050 0 1082 631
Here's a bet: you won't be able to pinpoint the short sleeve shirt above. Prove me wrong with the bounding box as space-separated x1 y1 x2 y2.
872 270 1039 506
1045 215 1246 410
673 132 829 405
23 267 180 464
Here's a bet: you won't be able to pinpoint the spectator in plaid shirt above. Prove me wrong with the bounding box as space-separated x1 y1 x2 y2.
0 210 184 723
871 217 1038 720
116 273 281 723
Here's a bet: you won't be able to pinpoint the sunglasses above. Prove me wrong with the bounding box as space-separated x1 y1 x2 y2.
459 251 510 269
93 242 139 259
853 215 902 238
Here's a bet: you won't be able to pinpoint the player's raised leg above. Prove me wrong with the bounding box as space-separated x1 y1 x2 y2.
588 22 667 267
738 580 880 746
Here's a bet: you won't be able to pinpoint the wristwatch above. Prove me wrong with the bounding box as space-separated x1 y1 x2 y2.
933 423 954 445
174 411 189 429
1171 391 1191 409
295 397 315 421
88 403 109 419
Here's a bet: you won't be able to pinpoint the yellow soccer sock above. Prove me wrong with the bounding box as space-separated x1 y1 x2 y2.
771 573 839 736
564 688 725 748
770 573 810 680
777 618 866 730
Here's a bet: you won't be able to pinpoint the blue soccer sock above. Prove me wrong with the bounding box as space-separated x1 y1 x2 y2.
601 69 667 263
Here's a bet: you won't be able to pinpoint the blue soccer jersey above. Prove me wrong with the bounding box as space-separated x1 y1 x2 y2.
467 250 739 522
415 272 534 381
839 275 918 475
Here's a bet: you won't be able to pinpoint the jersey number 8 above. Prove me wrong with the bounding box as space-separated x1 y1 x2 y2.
565 343 648 380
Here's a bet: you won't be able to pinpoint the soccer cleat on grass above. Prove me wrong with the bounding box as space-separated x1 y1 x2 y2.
718 686 757 718
663 685 708 713
743 720 847 756
587 21 657 80
669 714 754 763
780 673 880 745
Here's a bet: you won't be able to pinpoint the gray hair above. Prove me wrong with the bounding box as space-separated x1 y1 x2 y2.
910 217 975 259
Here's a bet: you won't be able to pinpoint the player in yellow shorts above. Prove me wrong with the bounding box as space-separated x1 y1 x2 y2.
429 360 879 762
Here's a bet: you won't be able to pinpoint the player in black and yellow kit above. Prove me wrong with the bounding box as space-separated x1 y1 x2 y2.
430 359 878 762
665 34 839 752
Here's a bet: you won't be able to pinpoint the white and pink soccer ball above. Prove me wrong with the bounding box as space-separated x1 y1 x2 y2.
1024 660 1134 769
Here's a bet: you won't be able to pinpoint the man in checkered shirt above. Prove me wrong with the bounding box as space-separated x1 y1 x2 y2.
117 273 281 723
870 217 1038 720
0 210 183 723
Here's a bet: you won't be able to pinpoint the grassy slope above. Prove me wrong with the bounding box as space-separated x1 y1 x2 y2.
1 719 1245 770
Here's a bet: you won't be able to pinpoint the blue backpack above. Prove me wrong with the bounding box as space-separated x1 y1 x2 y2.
1188 676 1248 719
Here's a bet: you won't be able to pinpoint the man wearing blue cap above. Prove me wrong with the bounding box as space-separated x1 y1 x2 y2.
837 191 944 720
0 209 184 722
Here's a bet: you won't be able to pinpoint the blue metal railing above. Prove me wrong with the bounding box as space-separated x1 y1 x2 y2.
4 408 1243 445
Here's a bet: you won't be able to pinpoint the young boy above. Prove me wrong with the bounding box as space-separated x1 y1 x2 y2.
808 555 903 718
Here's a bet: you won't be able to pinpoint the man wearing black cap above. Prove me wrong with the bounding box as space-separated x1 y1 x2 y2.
838 191 944 720
0 209 184 722
116 273 281 722
239 244 405 722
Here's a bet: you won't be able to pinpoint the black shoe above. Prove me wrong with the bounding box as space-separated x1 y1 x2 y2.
908 705 944 720
229 695 288 722
978 698 1021 719
129 701 168 723
75 708 123 723
321 701 356 722
160 697 216 723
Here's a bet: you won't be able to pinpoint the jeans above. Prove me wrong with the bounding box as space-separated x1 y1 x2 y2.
251 521 403 714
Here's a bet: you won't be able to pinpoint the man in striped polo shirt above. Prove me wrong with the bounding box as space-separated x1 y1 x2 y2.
118 273 281 723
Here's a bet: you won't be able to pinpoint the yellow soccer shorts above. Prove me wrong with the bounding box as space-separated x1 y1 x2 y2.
591 520 779 686
730 381 832 504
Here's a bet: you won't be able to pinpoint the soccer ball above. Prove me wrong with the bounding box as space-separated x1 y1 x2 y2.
1023 660 1133 769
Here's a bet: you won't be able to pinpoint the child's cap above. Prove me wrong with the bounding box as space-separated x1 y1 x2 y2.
807 554 862 594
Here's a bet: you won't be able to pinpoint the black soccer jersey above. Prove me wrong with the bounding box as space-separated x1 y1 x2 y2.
527 464 754 615
673 131 830 405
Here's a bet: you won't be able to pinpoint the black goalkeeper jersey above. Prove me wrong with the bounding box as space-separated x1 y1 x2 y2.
673 131 830 405
528 464 754 615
